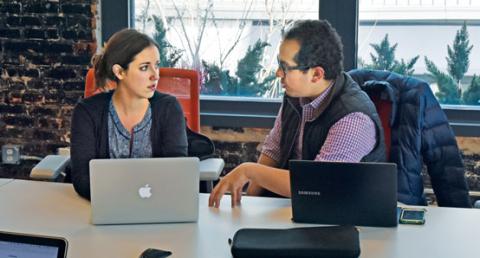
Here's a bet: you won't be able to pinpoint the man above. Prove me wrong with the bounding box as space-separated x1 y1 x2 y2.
208 20 386 208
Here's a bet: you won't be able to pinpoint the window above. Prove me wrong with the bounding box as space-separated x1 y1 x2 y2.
133 0 319 99
358 0 480 107
103 0 480 135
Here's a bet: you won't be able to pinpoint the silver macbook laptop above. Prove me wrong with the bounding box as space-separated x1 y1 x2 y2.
89 157 199 225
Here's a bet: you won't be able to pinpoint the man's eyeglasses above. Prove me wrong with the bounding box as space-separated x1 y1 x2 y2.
277 57 311 74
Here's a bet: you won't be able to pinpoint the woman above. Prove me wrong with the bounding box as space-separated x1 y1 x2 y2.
70 29 188 200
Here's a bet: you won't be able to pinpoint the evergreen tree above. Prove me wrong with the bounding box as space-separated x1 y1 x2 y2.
393 56 419 76
152 15 183 67
235 40 276 96
201 61 236 95
367 34 419 75
201 40 276 97
463 75 480 105
447 22 473 86
368 34 397 71
425 22 480 105
425 57 460 104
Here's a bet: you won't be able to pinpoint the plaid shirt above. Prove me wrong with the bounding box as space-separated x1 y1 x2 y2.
262 83 376 163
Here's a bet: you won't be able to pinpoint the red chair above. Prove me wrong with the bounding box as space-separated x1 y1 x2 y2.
157 68 200 133
370 94 392 161
31 68 223 192
84 68 201 132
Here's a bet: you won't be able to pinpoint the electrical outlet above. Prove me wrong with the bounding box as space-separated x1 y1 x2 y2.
57 147 70 156
2 145 21 164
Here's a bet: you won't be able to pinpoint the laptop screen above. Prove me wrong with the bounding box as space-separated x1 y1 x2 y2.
0 241 59 258
0 232 67 258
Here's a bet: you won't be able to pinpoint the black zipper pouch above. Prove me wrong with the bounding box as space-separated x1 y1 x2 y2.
230 225 360 258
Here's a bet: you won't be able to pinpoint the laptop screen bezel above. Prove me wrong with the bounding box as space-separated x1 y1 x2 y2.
0 231 68 258
288 160 398 227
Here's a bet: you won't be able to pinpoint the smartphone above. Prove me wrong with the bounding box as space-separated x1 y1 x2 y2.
399 208 426 225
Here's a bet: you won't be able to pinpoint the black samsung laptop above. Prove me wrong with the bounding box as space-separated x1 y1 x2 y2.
289 160 398 227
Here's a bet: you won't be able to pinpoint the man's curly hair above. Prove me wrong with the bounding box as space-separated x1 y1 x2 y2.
284 20 344 80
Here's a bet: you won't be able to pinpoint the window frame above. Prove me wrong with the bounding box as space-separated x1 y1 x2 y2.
102 0 480 136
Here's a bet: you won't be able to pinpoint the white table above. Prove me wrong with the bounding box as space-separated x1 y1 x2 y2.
0 178 14 187
0 179 479 258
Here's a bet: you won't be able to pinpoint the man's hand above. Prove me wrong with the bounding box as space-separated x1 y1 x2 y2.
208 163 252 208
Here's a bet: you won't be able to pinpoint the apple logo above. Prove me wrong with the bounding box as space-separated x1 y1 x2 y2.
138 184 152 199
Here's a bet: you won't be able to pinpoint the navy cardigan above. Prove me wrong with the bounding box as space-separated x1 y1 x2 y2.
70 91 188 200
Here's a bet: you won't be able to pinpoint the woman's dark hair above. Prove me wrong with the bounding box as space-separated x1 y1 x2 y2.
283 20 344 80
91 29 160 88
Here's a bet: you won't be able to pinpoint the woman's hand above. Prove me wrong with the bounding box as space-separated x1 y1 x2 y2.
208 163 254 208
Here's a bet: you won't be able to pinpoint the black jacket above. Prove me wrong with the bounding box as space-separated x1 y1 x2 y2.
349 69 471 207
70 91 188 200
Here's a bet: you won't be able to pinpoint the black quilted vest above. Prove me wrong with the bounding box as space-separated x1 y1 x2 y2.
278 72 386 169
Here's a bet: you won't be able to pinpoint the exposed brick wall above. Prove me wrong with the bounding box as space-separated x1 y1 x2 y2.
202 127 267 175
0 0 97 172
